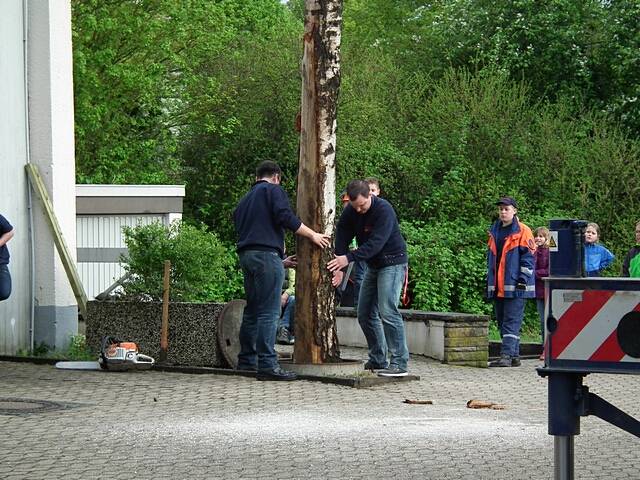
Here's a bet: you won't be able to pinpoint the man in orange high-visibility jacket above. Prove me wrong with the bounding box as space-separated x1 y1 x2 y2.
486 197 536 367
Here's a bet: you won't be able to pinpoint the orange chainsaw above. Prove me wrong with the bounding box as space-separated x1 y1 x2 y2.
98 336 155 371
55 336 154 371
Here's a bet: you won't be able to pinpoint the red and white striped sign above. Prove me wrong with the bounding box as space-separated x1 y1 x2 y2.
550 289 640 363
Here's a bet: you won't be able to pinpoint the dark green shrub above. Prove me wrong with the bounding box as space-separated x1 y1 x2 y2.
401 219 493 316
120 221 243 302
403 218 547 343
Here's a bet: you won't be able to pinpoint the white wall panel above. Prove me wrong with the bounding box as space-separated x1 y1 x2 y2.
0 1 31 354
77 214 167 299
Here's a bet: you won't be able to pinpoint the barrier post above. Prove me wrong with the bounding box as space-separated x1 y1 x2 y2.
547 372 583 480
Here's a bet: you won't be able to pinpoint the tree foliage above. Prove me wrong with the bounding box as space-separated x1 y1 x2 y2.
72 0 640 330
72 0 296 184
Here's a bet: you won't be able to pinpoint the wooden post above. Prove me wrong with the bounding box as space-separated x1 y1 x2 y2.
160 260 170 363
294 0 343 364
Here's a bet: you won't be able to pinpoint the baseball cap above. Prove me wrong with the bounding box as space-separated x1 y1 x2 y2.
495 196 518 208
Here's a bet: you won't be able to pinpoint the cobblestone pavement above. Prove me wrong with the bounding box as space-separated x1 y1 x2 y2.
1 348 639 480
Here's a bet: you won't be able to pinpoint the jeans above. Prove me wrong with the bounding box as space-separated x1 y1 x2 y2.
357 263 409 370
536 298 545 343
494 297 525 357
0 264 11 301
237 250 284 371
351 260 367 311
280 295 295 334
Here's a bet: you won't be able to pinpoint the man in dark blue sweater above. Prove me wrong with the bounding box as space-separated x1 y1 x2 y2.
0 214 14 301
328 180 409 377
234 161 330 381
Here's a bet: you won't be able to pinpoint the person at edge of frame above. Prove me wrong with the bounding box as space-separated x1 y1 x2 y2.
0 214 14 301
622 220 640 278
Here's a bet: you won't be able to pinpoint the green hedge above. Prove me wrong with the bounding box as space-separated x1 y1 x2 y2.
120 221 243 303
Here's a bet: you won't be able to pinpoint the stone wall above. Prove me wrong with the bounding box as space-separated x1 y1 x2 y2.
85 301 225 367
86 301 488 368
336 307 489 367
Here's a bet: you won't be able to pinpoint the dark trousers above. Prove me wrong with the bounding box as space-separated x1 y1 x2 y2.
0 264 11 301
237 250 284 371
494 297 525 357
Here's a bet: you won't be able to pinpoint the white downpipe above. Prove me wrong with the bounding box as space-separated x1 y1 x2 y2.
23 0 35 351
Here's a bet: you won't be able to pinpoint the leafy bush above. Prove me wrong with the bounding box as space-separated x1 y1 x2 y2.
66 334 94 360
402 220 493 316
120 221 243 302
402 218 546 343
16 334 94 360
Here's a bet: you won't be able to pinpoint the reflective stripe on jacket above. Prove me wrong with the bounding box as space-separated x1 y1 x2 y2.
487 217 536 298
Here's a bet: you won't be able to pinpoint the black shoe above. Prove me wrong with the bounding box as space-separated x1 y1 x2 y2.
377 367 408 377
256 366 297 381
276 327 292 345
488 355 511 367
511 357 521 367
364 361 387 371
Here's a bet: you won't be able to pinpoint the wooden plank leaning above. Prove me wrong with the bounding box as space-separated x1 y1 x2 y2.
25 164 88 318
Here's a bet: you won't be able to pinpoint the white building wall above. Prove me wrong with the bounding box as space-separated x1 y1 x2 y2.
76 214 166 299
0 1 32 354
75 184 184 299
28 0 78 349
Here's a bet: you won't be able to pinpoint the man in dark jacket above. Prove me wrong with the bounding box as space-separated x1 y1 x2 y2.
328 180 409 377
0 214 14 301
234 161 329 381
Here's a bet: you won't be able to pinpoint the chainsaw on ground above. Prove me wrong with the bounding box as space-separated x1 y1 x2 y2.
98 336 155 370
55 336 155 371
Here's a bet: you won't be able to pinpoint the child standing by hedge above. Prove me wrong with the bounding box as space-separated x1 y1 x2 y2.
584 222 615 276
533 227 550 343
486 197 536 367
622 221 640 278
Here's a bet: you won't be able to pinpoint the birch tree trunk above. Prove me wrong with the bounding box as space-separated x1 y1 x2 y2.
294 0 343 364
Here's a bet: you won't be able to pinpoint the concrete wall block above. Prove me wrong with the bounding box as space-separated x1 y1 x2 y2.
445 360 489 368
443 321 489 329
445 346 486 353
444 326 488 338
444 336 489 348
443 350 489 363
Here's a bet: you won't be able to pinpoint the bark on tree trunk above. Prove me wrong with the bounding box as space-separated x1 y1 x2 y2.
294 0 343 364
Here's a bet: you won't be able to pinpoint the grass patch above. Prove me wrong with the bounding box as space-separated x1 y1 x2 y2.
16 334 94 361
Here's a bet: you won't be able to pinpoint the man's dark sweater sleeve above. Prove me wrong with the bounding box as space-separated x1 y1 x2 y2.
0 215 12 234
346 204 395 263
270 187 302 232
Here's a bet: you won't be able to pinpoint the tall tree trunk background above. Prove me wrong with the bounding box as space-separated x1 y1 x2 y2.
294 0 343 364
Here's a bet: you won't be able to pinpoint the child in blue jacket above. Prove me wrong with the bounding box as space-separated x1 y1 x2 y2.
584 222 614 276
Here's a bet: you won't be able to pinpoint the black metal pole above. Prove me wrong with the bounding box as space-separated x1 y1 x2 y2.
548 372 583 480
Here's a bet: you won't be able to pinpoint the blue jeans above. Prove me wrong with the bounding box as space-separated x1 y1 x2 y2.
351 260 366 311
536 298 545 343
494 297 525 357
0 264 11 301
357 263 409 370
280 295 295 333
237 250 284 371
